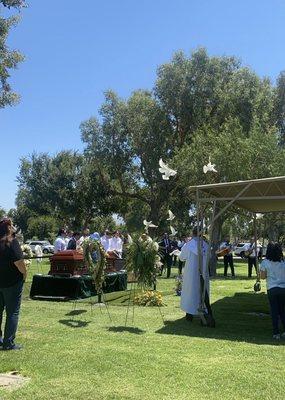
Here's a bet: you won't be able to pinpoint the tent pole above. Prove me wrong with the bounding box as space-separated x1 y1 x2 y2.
197 189 207 324
254 213 260 282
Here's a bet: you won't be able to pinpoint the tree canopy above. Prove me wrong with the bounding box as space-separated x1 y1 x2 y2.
0 0 25 108
16 49 285 247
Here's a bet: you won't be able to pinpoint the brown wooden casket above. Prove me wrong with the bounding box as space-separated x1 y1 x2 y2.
49 251 87 276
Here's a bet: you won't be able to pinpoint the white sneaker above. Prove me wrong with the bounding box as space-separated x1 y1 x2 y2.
273 334 281 340
280 332 285 339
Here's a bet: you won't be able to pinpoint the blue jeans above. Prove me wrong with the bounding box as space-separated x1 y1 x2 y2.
267 287 285 335
0 280 24 348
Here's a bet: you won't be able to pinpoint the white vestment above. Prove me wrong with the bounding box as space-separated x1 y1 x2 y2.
179 237 210 315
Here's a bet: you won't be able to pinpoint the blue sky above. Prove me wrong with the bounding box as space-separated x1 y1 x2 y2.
1 0 285 210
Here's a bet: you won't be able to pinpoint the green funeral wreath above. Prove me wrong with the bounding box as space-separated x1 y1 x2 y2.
82 238 107 292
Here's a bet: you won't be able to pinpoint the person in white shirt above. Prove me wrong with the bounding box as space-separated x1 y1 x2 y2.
34 244 43 264
244 238 258 277
108 231 123 258
53 229 67 253
260 242 285 340
100 230 111 252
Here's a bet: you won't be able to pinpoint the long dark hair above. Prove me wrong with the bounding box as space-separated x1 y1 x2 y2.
265 242 283 262
0 218 12 251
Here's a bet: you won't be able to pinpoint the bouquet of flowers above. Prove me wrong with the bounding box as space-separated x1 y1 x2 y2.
134 290 164 307
126 234 161 288
83 238 106 292
21 244 33 268
174 274 183 296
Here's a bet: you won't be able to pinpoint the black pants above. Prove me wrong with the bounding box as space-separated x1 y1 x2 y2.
267 287 285 335
161 254 172 278
178 260 184 275
224 254 235 276
248 257 257 277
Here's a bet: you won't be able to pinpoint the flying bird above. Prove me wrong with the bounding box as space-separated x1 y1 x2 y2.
170 226 178 236
170 249 181 257
143 219 158 232
167 209 175 221
203 158 217 174
159 158 177 180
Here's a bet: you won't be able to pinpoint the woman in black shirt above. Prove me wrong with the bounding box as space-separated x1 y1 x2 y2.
0 218 26 350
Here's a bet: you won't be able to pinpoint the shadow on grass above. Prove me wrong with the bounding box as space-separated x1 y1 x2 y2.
59 319 91 328
108 326 145 334
156 291 283 345
65 310 87 316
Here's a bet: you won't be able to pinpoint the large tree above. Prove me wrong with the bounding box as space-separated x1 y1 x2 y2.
16 150 117 233
0 0 25 108
80 49 277 233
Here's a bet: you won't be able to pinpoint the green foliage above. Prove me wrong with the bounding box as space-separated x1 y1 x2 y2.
0 206 5 219
82 238 106 292
126 235 160 288
16 151 116 232
274 71 285 145
16 48 285 243
25 215 58 242
0 0 25 108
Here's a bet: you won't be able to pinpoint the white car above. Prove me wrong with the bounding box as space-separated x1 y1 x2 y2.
26 240 54 254
234 243 264 258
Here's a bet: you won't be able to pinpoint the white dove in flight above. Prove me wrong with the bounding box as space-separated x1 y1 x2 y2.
143 219 158 232
159 158 177 180
167 209 175 221
170 226 178 236
203 157 217 174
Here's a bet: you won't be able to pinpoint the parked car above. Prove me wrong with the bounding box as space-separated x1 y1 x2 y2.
234 243 265 258
26 240 54 254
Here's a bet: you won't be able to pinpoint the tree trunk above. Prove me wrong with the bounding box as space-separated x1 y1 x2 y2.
209 213 223 276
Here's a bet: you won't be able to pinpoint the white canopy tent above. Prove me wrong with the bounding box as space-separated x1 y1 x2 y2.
188 176 285 326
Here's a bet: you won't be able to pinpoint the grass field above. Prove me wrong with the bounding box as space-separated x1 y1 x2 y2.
0 260 285 400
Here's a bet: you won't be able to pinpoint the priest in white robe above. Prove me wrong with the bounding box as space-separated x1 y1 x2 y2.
179 227 210 321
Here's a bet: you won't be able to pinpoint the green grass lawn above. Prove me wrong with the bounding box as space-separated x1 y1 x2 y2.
1 260 285 400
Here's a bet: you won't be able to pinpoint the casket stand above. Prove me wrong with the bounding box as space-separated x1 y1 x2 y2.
30 250 127 301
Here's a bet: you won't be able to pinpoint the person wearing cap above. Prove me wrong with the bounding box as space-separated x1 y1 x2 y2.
0 218 27 350
53 228 67 253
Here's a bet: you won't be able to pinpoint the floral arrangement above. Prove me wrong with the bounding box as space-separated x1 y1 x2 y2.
134 290 164 307
82 238 106 292
21 244 33 268
126 234 161 288
174 274 183 296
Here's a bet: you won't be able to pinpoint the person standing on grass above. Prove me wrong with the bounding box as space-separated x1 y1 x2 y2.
244 237 258 277
159 233 174 278
0 218 27 350
219 236 235 277
260 242 285 340
53 228 67 253
67 232 81 250
179 227 212 322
